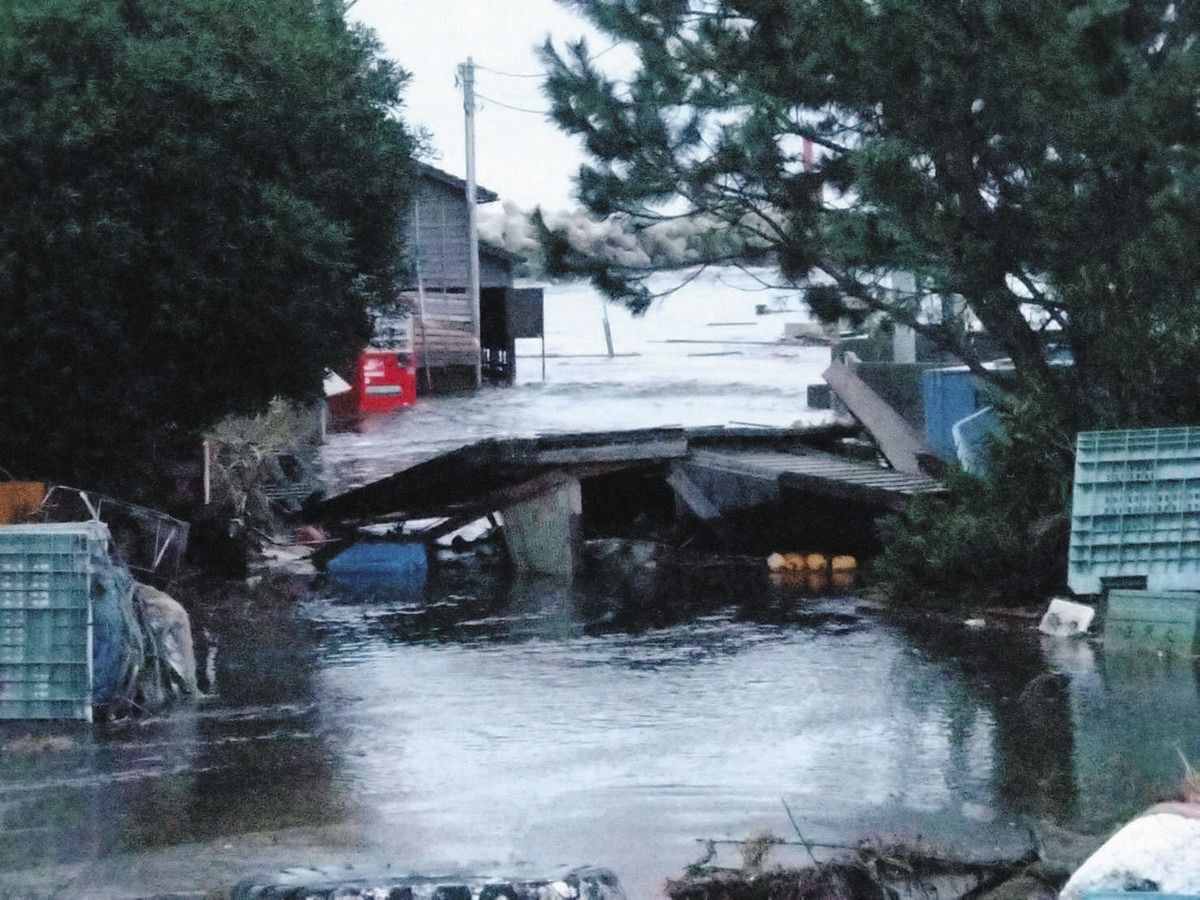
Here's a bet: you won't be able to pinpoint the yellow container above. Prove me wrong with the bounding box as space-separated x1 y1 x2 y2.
831 571 856 591
0 482 44 524
771 569 807 588
783 553 807 572
805 553 829 573
831 555 857 572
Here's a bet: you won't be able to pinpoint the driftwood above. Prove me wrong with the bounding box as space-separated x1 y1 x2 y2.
669 826 1044 900
668 850 1041 900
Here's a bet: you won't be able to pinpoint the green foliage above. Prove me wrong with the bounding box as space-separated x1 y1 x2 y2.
541 0 1200 425
545 0 1200 604
0 0 415 496
870 391 1075 607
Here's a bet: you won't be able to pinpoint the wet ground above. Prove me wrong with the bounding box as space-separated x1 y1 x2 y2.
2 274 1199 896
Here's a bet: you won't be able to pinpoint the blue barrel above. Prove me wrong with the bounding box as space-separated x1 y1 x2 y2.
326 542 428 598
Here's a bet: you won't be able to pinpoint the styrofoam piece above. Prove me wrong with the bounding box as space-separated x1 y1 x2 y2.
1061 809 1200 899
1038 598 1096 637
323 369 352 397
952 405 997 476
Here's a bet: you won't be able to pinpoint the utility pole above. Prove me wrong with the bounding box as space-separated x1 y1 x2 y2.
460 56 483 387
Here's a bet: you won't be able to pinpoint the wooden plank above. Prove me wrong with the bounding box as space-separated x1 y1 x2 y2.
779 471 929 512
665 464 723 521
313 431 662 524
690 447 941 500
823 363 931 476
533 438 688 465
311 439 512 522
685 422 860 450
665 464 734 546
499 427 690 465
416 326 475 337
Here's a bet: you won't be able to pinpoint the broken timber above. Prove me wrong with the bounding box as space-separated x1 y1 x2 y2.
310 421 939 572
685 448 942 514
822 363 933 476
312 427 689 524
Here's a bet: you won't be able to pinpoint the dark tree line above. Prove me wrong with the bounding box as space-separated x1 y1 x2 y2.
0 0 417 494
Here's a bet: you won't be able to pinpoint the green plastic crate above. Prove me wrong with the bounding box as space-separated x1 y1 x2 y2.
1070 427 1200 594
1104 589 1200 654
0 523 107 721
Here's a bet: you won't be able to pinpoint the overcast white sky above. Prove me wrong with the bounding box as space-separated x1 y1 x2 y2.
350 0 627 211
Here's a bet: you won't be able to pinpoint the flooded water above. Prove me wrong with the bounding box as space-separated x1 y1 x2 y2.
323 269 834 492
2 274 1199 896
2 567 1199 897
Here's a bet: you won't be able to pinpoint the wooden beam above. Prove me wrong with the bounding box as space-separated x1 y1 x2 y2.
314 428 688 525
534 437 688 465
822 364 931 476
666 464 722 521
779 471 921 513
666 464 734 546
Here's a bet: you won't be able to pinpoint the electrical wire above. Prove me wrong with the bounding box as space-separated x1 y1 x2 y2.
591 41 620 60
473 41 621 80
475 63 544 79
475 92 551 115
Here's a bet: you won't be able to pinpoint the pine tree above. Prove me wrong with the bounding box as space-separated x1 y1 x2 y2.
541 0 1200 430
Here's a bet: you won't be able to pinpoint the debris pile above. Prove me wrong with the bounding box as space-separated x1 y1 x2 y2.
666 835 1050 900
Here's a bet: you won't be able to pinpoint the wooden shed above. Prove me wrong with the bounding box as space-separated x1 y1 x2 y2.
400 165 543 390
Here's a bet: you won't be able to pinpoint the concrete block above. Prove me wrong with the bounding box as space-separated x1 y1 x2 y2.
501 476 583 577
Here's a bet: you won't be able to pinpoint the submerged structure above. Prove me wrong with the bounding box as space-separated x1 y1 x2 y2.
310 424 943 577
0 494 197 721
398 164 544 391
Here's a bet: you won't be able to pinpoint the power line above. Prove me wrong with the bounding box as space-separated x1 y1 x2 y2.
475 92 550 116
591 41 620 60
473 41 622 80
475 63 544 79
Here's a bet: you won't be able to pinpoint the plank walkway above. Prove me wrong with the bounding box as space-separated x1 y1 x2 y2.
687 447 942 512
311 423 937 526
823 363 932 476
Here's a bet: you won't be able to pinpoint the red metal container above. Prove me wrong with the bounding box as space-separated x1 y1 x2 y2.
354 349 417 413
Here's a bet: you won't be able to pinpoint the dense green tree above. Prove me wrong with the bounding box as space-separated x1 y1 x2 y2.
0 0 415 495
541 0 1200 603
540 0 1200 430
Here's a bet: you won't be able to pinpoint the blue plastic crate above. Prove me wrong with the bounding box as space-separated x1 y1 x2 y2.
327 541 428 598
921 366 983 462
1069 427 1200 595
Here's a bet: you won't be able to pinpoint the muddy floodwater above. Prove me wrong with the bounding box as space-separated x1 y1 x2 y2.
2 273 1199 897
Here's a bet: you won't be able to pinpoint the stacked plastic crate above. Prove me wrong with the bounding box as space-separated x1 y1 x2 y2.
1069 427 1200 654
1070 427 1200 594
0 522 108 721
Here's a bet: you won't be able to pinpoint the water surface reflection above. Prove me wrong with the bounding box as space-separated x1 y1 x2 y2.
1 570 1198 897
